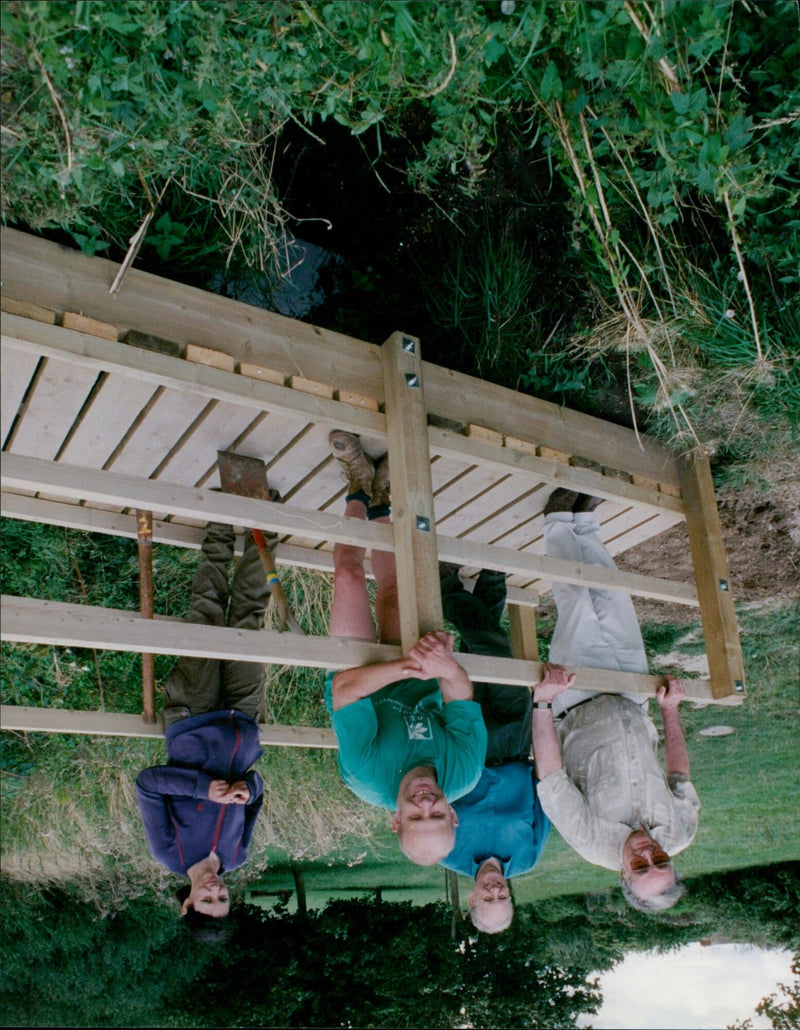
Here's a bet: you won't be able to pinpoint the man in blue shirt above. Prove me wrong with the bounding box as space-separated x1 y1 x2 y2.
326 432 487 866
440 567 551 932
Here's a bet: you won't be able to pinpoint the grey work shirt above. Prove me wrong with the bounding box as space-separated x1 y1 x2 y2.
537 694 700 870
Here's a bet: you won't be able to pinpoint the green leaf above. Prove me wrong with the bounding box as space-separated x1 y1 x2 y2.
484 33 507 67
670 91 691 116
724 113 753 155
540 61 563 102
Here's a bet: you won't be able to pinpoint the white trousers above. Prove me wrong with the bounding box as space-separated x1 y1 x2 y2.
544 512 648 718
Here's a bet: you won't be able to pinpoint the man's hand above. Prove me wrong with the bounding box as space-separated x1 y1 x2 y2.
401 630 473 703
657 675 685 711
402 631 458 680
533 662 576 703
209 779 251 804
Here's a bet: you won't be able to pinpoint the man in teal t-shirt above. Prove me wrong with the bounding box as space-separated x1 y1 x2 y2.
325 431 487 866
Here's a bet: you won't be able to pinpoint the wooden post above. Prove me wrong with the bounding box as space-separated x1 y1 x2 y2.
292 863 307 918
508 604 539 760
136 509 157 723
380 332 442 651
677 454 746 699
508 604 539 662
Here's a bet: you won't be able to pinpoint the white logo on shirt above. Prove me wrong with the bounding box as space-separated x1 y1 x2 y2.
405 715 433 740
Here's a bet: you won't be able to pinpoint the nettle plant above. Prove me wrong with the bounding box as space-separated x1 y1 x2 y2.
2 1 797 462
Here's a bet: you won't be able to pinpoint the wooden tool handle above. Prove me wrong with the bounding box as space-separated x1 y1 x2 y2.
249 528 305 634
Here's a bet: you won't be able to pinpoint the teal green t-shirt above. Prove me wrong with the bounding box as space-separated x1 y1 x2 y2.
325 673 487 810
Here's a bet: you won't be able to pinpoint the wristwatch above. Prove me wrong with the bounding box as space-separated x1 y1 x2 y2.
533 700 552 710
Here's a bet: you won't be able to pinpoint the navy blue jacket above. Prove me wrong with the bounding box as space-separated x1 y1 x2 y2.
136 710 264 875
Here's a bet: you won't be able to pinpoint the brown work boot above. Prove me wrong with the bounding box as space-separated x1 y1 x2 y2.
543 488 579 514
329 430 374 499
371 453 390 509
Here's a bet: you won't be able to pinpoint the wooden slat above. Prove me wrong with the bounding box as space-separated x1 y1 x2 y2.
153 401 262 487
437 475 540 540
430 427 684 517
434 533 699 605
1 347 40 445
57 373 158 468
0 594 397 667
0 296 57 323
1 490 207 547
185 343 235 372
6 356 98 459
459 653 733 704
335 389 379 411
0 228 680 484
465 424 504 444
678 454 746 699
104 389 213 479
450 484 548 547
538 445 570 463
0 455 700 604
0 596 737 705
239 362 285 386
0 704 337 748
381 332 442 648
290 375 334 399
605 511 685 553
61 311 119 340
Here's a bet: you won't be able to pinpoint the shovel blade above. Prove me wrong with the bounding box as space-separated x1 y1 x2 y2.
217 450 271 501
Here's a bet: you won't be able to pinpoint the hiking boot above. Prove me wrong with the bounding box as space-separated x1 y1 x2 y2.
543 488 579 514
573 493 603 513
371 453 390 509
329 430 374 499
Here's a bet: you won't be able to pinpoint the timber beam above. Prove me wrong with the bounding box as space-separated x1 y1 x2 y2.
678 455 747 699
0 704 337 748
0 595 738 705
2 315 683 515
0 455 699 605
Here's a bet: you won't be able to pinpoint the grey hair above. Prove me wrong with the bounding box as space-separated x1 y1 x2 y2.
621 872 686 913
469 899 514 934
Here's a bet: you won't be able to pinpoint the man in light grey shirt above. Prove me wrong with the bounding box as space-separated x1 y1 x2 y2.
531 490 700 913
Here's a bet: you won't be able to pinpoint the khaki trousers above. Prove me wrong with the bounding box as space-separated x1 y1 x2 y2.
162 523 268 725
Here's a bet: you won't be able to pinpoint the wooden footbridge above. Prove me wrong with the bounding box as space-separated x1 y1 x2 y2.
0 228 745 746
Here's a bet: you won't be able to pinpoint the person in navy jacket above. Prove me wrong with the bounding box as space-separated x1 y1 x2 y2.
136 522 267 935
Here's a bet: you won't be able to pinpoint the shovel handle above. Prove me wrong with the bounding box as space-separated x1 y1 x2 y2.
250 529 306 635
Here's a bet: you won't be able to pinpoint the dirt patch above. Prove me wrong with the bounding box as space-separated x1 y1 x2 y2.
617 490 800 626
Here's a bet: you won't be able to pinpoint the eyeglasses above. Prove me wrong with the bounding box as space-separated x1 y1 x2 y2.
630 851 671 875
